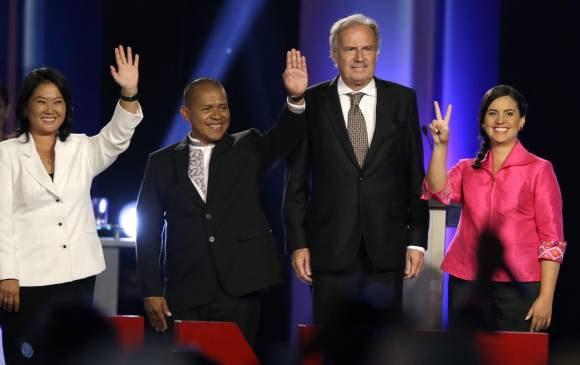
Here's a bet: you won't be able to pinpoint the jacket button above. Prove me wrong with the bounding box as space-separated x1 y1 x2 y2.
62 245 67 248
205 213 212 220
209 236 215 243
58 222 63 226
56 198 61 202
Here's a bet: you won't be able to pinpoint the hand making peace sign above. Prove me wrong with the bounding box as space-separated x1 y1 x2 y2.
429 101 453 146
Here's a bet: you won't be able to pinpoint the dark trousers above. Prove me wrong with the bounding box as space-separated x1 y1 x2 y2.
0 276 95 365
449 275 540 332
163 282 261 348
312 244 403 326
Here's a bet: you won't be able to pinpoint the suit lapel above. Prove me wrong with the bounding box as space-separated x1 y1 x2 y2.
18 135 60 197
53 138 74 194
323 77 359 167
365 79 396 168
173 138 205 208
206 134 245 208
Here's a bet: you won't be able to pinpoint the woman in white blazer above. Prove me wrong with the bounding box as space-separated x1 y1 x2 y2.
0 45 143 364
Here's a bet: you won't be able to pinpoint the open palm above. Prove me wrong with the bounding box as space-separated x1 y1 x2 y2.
110 45 139 91
283 48 308 97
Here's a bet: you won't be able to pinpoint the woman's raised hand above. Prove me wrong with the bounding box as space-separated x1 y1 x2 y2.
430 101 452 145
110 45 139 95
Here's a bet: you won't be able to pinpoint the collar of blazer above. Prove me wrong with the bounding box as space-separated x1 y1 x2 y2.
18 133 69 198
323 76 400 171
479 140 537 174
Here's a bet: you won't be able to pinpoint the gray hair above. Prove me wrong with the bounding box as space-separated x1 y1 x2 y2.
329 14 381 55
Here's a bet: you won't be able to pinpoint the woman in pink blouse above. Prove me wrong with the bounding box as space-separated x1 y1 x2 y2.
423 85 566 332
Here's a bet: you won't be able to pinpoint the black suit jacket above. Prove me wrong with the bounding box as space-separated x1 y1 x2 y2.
283 77 429 271
137 105 304 312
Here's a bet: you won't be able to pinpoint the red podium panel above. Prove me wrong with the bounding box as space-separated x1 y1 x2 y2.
174 320 260 365
475 331 548 365
297 324 323 365
107 315 145 352
297 325 548 365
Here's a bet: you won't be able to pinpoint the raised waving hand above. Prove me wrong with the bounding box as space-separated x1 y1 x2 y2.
110 45 139 95
283 49 308 103
429 101 453 145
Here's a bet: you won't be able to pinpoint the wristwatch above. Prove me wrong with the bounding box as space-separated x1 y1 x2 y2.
120 93 138 102
288 95 304 103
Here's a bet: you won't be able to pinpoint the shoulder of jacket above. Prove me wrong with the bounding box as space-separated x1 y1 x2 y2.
149 141 182 159
231 129 259 144
375 78 416 95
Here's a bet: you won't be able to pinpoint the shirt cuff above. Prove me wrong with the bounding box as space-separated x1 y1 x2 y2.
421 178 452 205
407 245 426 253
538 241 567 263
116 100 144 118
286 98 306 114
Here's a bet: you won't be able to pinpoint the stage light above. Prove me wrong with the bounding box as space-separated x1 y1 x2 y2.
119 202 137 238
92 197 109 229
98 198 107 214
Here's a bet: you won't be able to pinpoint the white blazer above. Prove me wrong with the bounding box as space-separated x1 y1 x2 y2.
0 102 143 286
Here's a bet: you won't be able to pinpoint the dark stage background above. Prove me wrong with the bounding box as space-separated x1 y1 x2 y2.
498 0 580 346
97 0 300 354
1 0 579 359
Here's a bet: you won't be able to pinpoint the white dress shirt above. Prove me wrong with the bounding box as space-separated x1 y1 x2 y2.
337 77 377 145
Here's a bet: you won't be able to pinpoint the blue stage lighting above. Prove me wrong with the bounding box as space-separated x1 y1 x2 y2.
162 0 265 146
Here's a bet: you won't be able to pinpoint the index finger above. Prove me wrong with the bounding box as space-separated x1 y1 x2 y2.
434 101 443 121
286 50 292 70
151 309 167 331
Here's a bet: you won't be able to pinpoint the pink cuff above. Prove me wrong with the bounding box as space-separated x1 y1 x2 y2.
421 178 453 205
538 241 567 263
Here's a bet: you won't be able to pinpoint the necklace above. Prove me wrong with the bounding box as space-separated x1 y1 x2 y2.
37 150 54 171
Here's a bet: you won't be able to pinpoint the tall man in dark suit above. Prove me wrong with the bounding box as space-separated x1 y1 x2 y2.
136 49 308 345
283 14 429 325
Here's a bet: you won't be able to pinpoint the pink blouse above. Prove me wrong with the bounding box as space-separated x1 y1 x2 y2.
422 141 566 282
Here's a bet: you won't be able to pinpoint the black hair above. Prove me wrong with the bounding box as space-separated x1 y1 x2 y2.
472 85 527 169
16 67 73 142
182 77 226 107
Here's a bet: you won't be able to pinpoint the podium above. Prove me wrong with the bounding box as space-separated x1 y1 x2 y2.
297 324 548 365
475 331 548 365
402 200 449 329
174 320 260 365
107 315 145 352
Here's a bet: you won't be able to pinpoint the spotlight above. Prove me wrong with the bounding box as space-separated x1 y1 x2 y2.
92 197 109 229
119 202 137 238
